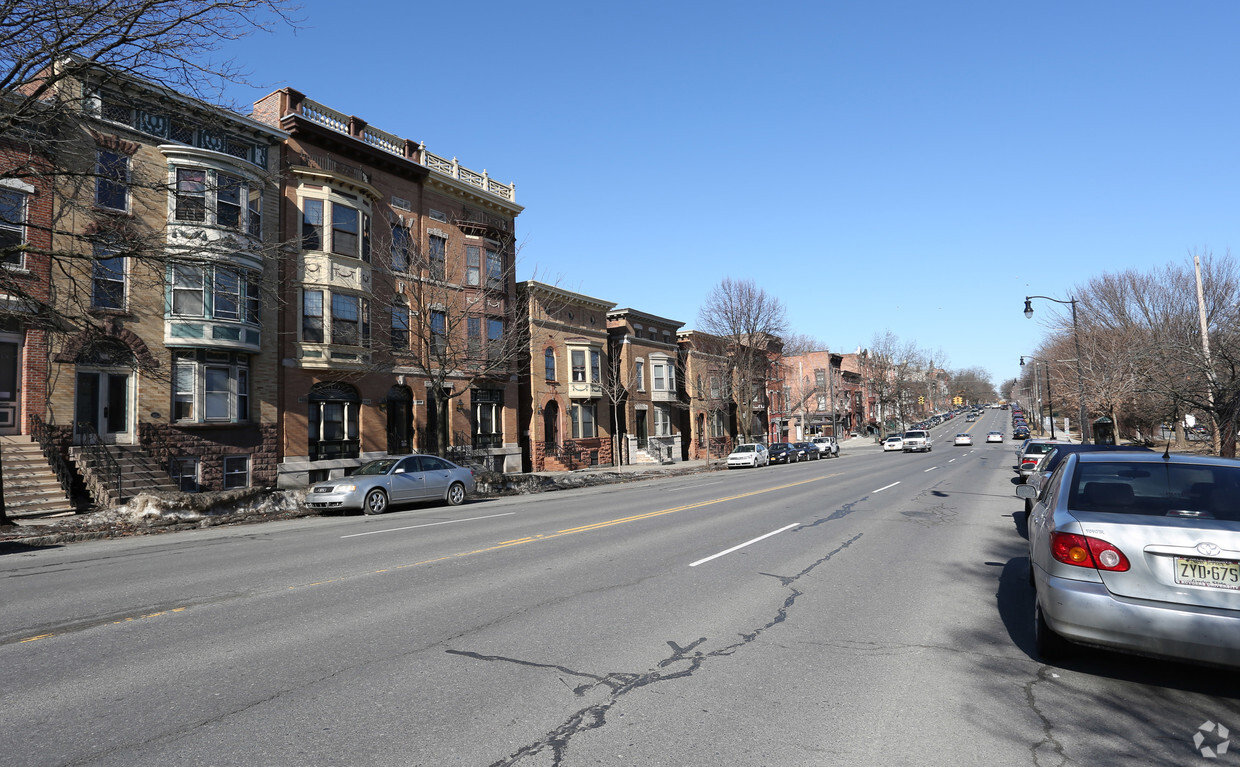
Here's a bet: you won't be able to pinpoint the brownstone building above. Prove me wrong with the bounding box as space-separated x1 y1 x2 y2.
779 349 847 440
676 329 736 460
519 281 615 471
251 90 523 485
606 308 685 465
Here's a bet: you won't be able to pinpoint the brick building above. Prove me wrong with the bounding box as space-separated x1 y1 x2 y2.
778 349 846 439
605 308 685 465
251 90 523 485
40 65 286 494
519 281 615 471
676 329 736 460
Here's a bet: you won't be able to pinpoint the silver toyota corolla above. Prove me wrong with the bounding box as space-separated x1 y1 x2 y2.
305 455 476 514
1020 451 1240 668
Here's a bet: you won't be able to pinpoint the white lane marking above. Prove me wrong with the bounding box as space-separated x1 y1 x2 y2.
669 481 726 490
689 523 801 567
874 481 901 493
924 467 937 473
948 459 956 463
341 512 517 539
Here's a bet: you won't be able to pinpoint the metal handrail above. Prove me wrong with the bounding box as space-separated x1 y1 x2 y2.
30 414 76 499
76 420 124 504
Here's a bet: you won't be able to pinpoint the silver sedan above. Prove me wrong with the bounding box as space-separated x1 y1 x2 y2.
305 455 476 514
1019 451 1240 668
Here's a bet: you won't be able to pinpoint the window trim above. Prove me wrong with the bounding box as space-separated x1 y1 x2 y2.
1 186 28 269
95 149 129 212
172 351 251 424
222 455 251 489
91 246 127 310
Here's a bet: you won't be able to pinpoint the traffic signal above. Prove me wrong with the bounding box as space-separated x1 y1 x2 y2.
918 396 925 405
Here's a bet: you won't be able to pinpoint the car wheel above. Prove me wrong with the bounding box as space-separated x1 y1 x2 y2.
1033 595 1070 661
445 482 466 506
363 489 389 515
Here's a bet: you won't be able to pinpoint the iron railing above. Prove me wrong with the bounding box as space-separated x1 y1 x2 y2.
30 414 75 499
76 420 123 504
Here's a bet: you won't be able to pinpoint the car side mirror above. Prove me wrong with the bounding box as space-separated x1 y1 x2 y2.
1015 485 1037 499
394 468 405 474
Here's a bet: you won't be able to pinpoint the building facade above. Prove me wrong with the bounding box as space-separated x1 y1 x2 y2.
606 308 685 465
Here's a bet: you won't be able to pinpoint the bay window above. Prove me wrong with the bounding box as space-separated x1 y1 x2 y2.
172 167 253 231
170 263 260 324
302 289 324 342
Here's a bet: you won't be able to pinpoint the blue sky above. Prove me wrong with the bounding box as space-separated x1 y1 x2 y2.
216 0 1239 388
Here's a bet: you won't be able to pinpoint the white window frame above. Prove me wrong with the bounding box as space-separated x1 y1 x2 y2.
654 405 672 437
172 352 251 424
635 359 645 392
222 455 251 489
571 402 596 439
0 182 30 270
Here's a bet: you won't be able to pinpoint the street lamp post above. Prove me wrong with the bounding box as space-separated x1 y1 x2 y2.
1020 355 1057 439
1024 295 1090 444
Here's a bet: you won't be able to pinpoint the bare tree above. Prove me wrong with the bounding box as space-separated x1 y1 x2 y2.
865 331 927 436
696 278 788 442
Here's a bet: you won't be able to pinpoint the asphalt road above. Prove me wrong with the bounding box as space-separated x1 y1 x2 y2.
3 410 1238 767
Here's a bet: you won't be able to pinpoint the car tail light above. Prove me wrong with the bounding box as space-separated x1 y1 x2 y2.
1049 532 1130 572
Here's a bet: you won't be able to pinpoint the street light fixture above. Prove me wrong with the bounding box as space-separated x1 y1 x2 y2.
1020 355 1056 439
1023 295 1090 443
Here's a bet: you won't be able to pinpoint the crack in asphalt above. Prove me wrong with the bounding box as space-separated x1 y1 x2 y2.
456 533 864 766
1025 666 1070 767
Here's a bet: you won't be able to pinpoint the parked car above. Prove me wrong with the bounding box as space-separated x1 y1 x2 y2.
305 455 476 514
793 441 820 461
726 443 769 469
954 433 973 446
1013 426 1031 440
1018 439 1068 480
1019 451 1240 667
768 442 803 464
986 431 1004 443
902 430 932 453
883 435 904 452
811 436 840 458
1019 444 1153 512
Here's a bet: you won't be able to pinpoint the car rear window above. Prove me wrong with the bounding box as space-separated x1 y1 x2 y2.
1068 461 1240 520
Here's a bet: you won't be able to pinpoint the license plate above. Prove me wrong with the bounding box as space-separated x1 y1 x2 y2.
1174 557 1240 590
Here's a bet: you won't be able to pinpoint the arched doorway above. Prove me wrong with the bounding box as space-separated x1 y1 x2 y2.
386 385 413 454
308 381 360 460
74 338 136 445
542 400 559 446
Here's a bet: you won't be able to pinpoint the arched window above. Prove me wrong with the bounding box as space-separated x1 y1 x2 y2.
308 381 360 460
544 347 556 381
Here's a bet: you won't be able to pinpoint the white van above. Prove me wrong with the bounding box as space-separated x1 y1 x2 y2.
902 430 932 453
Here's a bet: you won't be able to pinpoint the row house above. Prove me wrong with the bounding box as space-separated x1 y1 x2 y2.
42 64 287 496
840 351 874 436
606 308 685 465
250 89 524 485
519 281 616 471
778 349 847 440
677 330 735 460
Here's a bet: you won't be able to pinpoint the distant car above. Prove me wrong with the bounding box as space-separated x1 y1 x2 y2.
305 455 475 514
1014 426 1032 440
1018 444 1153 512
768 442 803 464
1020 451 1240 668
1018 439 1067 479
954 433 973 446
883 435 904 452
811 436 840 458
986 431 1004 443
793 441 820 461
726 443 769 469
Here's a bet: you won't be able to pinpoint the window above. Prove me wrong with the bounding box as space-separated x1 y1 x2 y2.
245 272 261 325
175 168 206 221
302 199 323 250
467 316 481 354
590 349 601 383
466 245 480 286
571 402 596 439
92 245 125 309
95 150 128 211
815 369 826 388
818 394 828 410
430 310 446 353
217 173 242 229
487 317 503 355
171 264 204 316
213 267 240 321
472 389 503 449
710 411 726 437
302 289 323 342
709 376 721 399
1 187 27 267
654 405 672 437
172 351 250 423
571 349 585 382
391 306 409 351
652 359 675 391
486 248 503 289
223 456 250 489
391 224 411 271
247 187 262 238
635 360 645 391
428 234 446 280
331 293 360 345
332 203 359 257
545 347 556 381
170 457 199 492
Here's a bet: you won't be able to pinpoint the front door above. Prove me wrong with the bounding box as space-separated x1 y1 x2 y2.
75 370 131 444
635 409 648 449
0 338 20 435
